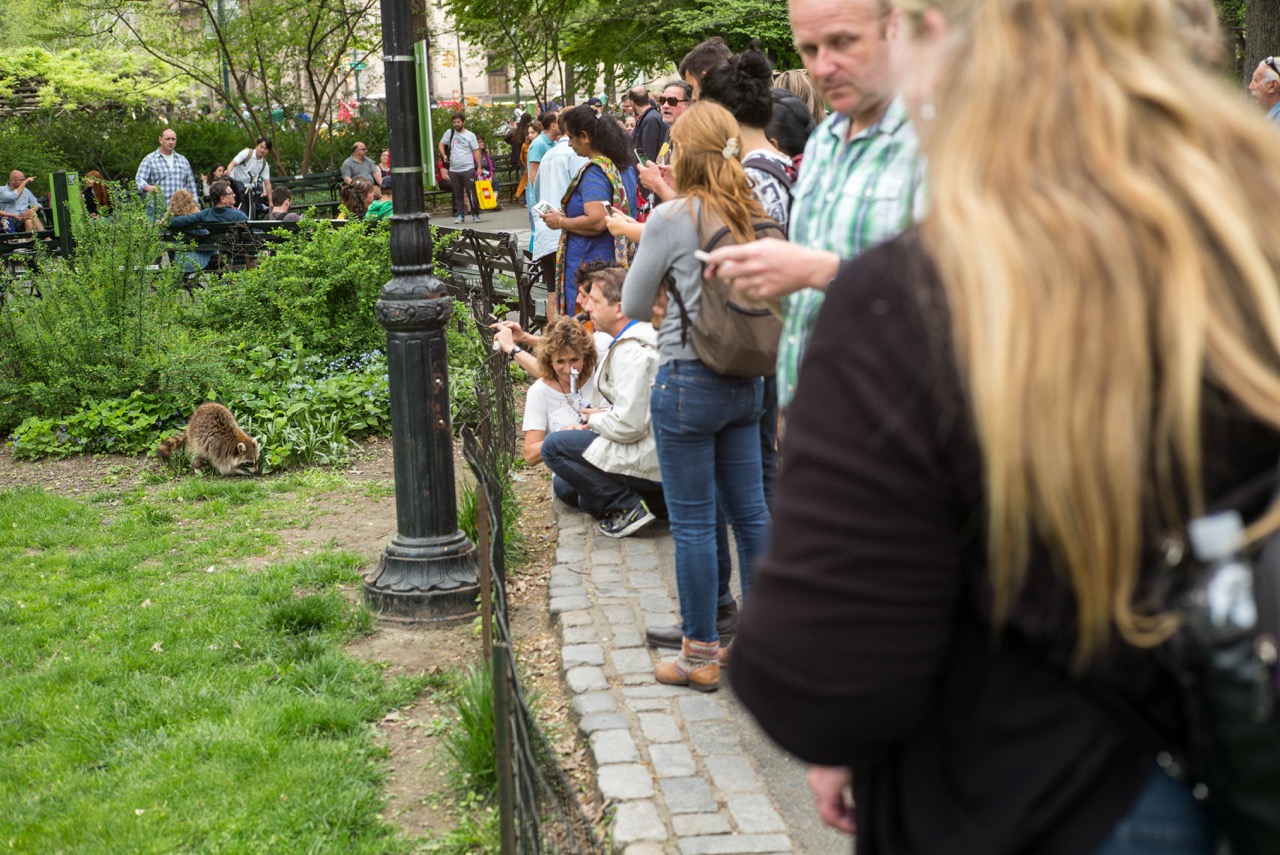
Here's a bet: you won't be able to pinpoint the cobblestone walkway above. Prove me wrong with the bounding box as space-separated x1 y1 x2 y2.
549 506 797 855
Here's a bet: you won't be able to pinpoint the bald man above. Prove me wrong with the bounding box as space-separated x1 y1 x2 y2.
0 171 42 232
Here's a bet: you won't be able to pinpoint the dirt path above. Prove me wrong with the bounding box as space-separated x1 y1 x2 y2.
0 438 594 848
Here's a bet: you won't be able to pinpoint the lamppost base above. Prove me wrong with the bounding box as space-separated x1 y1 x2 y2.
363 531 480 623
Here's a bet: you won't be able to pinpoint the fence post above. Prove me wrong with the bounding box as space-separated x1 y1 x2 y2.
492 642 518 854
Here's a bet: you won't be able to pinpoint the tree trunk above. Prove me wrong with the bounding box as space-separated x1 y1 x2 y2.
1245 0 1280 82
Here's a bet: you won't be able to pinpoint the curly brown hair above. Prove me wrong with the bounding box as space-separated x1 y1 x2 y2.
535 317 597 385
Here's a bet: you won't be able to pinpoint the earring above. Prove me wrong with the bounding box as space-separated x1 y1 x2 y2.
920 102 936 121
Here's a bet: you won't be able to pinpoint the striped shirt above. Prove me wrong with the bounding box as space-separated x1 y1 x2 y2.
778 97 925 410
135 149 199 204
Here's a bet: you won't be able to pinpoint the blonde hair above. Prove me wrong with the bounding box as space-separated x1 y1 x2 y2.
921 0 1280 664
167 189 199 216
773 69 827 124
536 317 597 385
671 102 766 244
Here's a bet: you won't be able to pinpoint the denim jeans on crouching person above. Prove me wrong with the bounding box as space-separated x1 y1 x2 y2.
1091 766 1215 855
540 429 662 519
650 360 770 644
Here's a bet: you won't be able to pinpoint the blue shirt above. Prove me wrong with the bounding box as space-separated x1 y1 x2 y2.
0 185 38 215
169 205 250 271
135 149 199 203
562 163 615 312
1268 102 1280 124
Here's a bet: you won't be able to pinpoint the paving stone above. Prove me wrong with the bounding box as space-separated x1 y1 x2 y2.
549 565 586 587
624 684 688 699
660 776 718 814
566 666 608 693
557 530 586 547
604 605 638 626
579 713 630 735
598 764 654 800
591 729 640 764
563 643 605 667
706 756 762 793
672 813 733 837
559 609 592 627
613 627 644 648
678 695 724 722
612 648 655 675
556 546 585 564
686 719 741 755
564 626 603 644
678 835 792 854
627 570 665 589
571 692 617 717
622 845 669 855
639 593 676 613
622 671 657 685
550 594 592 614
622 839 670 855
726 793 785 833
596 586 631 599
612 800 667 845
625 553 660 572
638 713 683 743
622 538 657 556
594 567 624 584
626 696 673 712
649 743 697 777
593 549 623 565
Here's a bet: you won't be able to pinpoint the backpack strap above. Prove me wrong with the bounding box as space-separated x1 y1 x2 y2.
742 155 795 192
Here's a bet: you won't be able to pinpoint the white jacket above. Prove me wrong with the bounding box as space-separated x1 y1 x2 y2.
584 321 661 483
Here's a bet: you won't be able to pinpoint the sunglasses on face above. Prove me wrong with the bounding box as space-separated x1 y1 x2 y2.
660 97 688 107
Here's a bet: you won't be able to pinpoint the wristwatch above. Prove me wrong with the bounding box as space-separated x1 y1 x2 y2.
510 344 524 356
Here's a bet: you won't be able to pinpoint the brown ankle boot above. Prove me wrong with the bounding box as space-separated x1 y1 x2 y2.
654 638 720 692
718 641 731 668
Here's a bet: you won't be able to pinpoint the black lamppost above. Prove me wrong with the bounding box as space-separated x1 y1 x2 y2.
364 0 479 622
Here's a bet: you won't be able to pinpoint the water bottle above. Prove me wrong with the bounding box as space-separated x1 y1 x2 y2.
1188 511 1258 636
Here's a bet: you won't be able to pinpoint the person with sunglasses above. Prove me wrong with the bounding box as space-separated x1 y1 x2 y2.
659 82 693 126
1249 56 1280 123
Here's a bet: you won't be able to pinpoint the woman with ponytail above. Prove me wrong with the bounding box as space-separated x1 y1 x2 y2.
732 0 1280 852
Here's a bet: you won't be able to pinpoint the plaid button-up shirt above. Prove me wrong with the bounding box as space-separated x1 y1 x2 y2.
135 149 199 204
778 97 925 410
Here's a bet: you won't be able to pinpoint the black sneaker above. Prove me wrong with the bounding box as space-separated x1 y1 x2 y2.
600 501 656 538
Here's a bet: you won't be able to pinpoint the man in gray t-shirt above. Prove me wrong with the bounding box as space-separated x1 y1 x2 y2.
438 112 481 223
341 141 382 186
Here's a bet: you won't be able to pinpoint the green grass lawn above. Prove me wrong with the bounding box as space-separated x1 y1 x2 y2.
0 472 430 854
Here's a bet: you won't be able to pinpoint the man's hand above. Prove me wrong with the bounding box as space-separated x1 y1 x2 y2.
706 239 840 302
807 766 856 835
489 320 537 347
636 161 674 201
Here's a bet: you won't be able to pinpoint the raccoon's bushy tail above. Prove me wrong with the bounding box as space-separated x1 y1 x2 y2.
156 431 188 463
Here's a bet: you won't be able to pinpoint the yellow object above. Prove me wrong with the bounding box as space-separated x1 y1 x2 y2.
476 178 498 210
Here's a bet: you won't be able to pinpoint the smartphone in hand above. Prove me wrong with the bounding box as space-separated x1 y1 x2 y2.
634 148 648 165
532 200 554 216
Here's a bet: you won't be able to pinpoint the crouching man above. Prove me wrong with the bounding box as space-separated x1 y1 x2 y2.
540 265 663 538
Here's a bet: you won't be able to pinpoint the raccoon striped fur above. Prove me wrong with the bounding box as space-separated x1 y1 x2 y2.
156 402 260 476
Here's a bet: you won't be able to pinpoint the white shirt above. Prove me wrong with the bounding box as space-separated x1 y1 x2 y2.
230 149 271 186
522 375 597 434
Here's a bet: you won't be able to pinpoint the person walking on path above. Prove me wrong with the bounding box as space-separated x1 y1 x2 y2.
440 113 482 223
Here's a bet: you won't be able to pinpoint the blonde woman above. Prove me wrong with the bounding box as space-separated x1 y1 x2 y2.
731 0 1280 853
621 102 775 693
514 316 598 469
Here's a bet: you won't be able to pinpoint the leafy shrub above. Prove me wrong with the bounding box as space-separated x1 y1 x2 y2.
189 218 393 356
0 192 231 433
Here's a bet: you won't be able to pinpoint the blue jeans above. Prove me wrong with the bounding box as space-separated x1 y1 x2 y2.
540 428 661 519
651 360 770 643
1092 766 1215 855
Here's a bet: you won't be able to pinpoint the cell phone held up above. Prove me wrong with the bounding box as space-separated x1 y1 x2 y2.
532 200 554 216
634 148 648 165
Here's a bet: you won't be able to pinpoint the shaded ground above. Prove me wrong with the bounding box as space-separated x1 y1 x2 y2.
0 436 596 850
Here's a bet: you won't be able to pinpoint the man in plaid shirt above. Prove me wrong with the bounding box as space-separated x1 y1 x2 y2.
135 128 199 207
706 0 925 414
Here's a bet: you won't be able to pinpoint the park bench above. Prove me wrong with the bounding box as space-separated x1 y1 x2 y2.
270 171 343 217
433 226 546 331
0 228 60 296
162 217 349 291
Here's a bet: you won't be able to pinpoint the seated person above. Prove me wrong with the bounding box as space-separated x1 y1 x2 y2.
510 317 598 477
365 183 393 220
339 178 374 220
267 186 302 222
496 266 663 537
169 179 250 270
82 170 111 217
0 171 44 233
166 189 206 271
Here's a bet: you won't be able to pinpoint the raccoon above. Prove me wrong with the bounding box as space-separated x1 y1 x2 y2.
156 402 260 476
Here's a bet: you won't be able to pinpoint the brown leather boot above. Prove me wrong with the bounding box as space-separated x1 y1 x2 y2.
718 641 731 668
654 638 720 692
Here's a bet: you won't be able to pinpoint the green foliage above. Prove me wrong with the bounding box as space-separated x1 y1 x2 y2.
190 219 393 356
440 665 497 797
0 192 231 433
457 471 526 571
0 46 193 111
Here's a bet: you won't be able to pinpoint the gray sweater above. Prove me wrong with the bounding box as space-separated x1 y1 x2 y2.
621 197 705 364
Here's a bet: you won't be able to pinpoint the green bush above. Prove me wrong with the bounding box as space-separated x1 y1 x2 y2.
441 665 497 797
189 218 392 356
0 192 231 432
